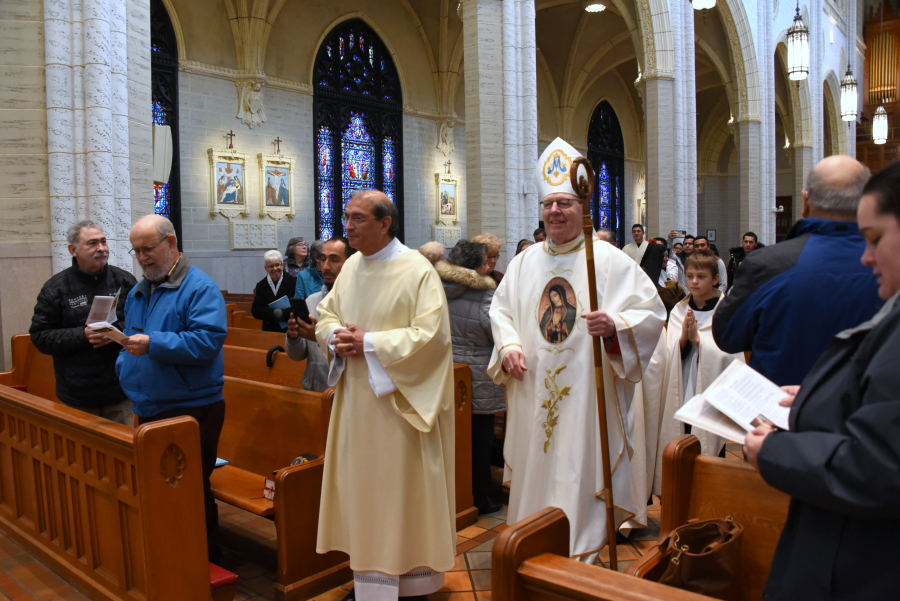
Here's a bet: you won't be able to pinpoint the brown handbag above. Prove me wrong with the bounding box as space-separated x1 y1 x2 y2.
655 516 743 601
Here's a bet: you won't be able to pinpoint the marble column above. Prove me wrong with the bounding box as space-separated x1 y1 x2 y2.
672 0 698 237
643 77 676 236
793 145 814 223
736 120 762 236
463 0 505 255
758 0 777 243
44 0 132 273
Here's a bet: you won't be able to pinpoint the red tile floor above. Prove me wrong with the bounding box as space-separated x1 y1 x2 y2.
0 443 744 600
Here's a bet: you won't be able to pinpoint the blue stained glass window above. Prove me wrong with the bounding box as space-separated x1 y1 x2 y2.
383 137 397 202
317 125 335 240
588 100 624 244
341 112 376 232
154 183 171 218
598 162 611 230
152 100 168 126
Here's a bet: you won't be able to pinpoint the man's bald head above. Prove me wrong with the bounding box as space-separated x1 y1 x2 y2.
129 214 179 283
351 189 399 238
131 214 176 240
804 156 871 218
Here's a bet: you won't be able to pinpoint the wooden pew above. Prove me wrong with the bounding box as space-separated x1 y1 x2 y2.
224 327 285 350
223 345 305 388
492 435 790 601
453 363 477 530
0 386 220 601
231 311 264 330
225 303 238 326
0 334 58 401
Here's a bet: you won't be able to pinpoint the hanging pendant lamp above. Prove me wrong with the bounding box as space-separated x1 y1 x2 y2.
690 0 716 22
873 105 888 144
787 2 809 82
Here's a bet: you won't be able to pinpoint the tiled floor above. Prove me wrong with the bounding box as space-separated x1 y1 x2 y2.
0 444 745 601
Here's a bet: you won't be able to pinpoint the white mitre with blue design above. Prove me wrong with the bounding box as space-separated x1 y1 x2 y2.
535 137 592 201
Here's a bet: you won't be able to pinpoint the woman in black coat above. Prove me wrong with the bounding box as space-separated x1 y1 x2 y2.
744 162 900 600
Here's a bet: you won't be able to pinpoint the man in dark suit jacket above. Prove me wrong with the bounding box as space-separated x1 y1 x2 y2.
251 250 297 332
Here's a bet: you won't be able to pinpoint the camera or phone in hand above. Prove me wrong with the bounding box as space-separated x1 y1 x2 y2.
272 298 312 324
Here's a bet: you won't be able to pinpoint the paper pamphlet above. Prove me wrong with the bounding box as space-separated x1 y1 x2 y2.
87 322 128 345
268 295 291 329
85 289 121 325
674 360 790 444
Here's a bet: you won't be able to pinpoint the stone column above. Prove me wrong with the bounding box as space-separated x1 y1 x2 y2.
643 77 677 235
671 0 697 237
736 121 762 236
758 0 777 243
462 0 505 254
792 145 814 223
44 0 132 272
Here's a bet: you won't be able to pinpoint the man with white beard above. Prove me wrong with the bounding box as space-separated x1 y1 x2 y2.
117 214 228 564
30 220 138 425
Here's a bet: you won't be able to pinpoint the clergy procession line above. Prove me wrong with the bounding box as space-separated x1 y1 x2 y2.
18 140 900 601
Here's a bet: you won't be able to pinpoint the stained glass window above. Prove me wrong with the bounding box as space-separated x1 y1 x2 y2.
150 0 181 241
587 101 625 246
314 19 403 239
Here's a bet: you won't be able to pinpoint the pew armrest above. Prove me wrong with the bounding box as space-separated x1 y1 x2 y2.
491 507 570 601
519 553 715 600
210 465 275 516
274 458 349 590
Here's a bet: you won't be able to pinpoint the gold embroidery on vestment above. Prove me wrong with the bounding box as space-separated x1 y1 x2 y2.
541 365 571 453
545 266 574 277
539 347 574 355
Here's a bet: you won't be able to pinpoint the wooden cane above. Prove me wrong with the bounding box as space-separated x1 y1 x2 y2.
571 157 617 571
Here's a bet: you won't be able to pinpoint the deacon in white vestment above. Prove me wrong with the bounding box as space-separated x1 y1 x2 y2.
315 190 456 601
488 138 666 562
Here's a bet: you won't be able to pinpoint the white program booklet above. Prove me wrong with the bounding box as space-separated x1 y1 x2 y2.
87 322 128 344
85 289 121 325
674 360 790 444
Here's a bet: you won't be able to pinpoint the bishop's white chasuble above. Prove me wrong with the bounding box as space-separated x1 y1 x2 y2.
489 234 665 561
315 249 456 577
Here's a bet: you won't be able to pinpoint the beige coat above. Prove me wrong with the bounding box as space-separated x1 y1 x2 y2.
315 250 456 574
654 292 745 495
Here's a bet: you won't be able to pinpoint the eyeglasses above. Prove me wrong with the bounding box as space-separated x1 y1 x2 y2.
486 254 500 261
264 263 283 270
341 213 376 226
540 199 575 210
128 236 167 257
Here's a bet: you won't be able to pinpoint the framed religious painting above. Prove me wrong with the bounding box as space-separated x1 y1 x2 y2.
434 173 460 226
258 153 296 221
208 148 251 217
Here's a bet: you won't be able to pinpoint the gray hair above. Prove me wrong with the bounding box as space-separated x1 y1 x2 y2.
597 229 617 245
155 216 177 240
264 249 282 264
309 239 325 263
66 220 102 246
805 162 872 215
372 197 400 238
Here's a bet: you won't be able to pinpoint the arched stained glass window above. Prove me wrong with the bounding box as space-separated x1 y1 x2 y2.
314 19 403 240
587 101 625 246
150 0 181 242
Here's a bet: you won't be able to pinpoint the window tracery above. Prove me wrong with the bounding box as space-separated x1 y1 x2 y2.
587 101 625 245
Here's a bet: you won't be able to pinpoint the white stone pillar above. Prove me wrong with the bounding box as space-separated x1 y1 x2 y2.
463 0 505 255
808 2 824 166
643 77 677 235
736 121 762 236
519 0 538 251
793 145 814 223
670 0 697 238
44 0 131 274
759 0 777 243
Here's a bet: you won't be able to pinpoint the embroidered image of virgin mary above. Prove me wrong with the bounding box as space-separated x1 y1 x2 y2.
539 279 577 344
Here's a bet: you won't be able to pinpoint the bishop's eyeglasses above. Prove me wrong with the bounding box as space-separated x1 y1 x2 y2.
540 198 576 211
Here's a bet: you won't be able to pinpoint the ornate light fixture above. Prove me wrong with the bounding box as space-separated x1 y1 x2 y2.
873 105 888 144
840 63 857 122
690 0 716 22
787 2 809 82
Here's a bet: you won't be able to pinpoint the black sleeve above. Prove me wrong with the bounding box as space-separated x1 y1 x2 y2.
757 313 900 519
29 280 89 356
639 243 665 285
251 290 277 322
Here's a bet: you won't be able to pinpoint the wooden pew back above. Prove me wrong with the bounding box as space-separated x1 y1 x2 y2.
453 364 476 530
231 311 263 330
217 376 332 476
629 435 790 601
0 387 209 601
224 327 284 350
0 335 59 401
223 345 304 388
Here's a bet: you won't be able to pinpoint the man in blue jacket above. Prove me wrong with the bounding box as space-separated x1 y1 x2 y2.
713 155 882 386
117 214 227 563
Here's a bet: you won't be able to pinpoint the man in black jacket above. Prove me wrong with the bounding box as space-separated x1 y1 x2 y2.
251 249 297 332
29 221 137 424
725 231 763 292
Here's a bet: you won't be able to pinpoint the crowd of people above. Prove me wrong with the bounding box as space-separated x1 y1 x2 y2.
25 143 900 599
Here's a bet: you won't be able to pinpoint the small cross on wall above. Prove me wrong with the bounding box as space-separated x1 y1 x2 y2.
444 160 452 175
274 137 283 154
225 130 236 150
